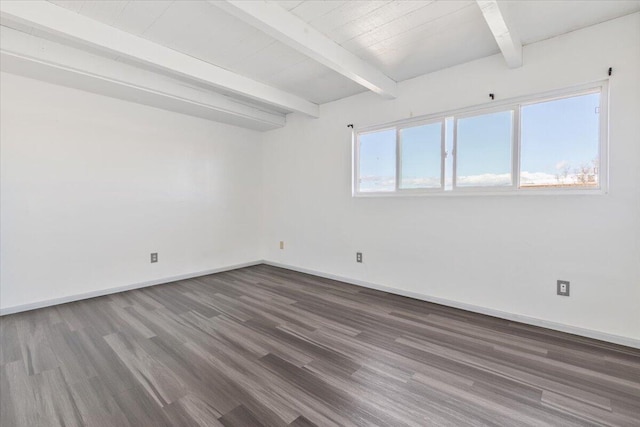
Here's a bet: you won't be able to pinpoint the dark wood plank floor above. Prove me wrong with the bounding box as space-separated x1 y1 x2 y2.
1 265 639 426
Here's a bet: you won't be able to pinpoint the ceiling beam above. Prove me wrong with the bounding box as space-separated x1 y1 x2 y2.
476 0 522 68
0 27 286 131
211 0 398 99
0 0 319 117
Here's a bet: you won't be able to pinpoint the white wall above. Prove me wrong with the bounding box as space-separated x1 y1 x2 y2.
1 13 638 345
0 72 263 311
262 14 640 342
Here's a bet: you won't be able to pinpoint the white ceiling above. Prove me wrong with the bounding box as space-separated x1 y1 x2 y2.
44 0 640 104
46 0 367 104
281 0 497 82
1 0 638 130
511 0 640 44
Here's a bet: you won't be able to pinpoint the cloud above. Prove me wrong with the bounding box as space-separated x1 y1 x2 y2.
555 160 569 170
459 171 582 186
400 177 441 188
359 175 395 192
359 175 441 191
360 171 595 191
457 173 511 186
520 171 559 185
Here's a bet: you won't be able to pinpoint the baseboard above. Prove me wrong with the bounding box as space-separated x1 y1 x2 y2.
3 259 638 349
262 260 640 350
0 260 262 316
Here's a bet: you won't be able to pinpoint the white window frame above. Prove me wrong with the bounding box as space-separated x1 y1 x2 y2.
352 81 609 197
452 106 518 192
397 118 446 193
516 86 607 194
353 126 396 193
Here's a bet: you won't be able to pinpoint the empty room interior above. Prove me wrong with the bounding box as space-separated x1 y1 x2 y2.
1 0 640 426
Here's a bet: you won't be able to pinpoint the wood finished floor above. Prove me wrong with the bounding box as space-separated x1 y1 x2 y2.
1 265 639 427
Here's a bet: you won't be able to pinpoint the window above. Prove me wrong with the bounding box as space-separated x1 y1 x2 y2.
353 83 607 196
520 92 601 189
357 128 396 192
455 110 514 188
399 121 443 189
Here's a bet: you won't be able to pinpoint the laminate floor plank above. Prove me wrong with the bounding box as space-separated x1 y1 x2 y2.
0 316 21 365
1 264 639 426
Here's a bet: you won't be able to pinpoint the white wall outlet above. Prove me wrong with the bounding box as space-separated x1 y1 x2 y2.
557 280 570 296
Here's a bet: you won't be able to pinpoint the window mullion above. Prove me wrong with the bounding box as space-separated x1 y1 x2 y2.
513 106 521 189
439 118 445 190
395 127 401 192
352 130 359 195
452 117 458 190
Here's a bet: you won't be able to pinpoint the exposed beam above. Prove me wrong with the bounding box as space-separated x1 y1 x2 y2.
0 0 319 117
212 0 397 99
0 27 286 131
477 0 522 68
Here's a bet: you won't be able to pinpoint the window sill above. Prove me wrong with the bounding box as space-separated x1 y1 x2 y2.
353 188 607 198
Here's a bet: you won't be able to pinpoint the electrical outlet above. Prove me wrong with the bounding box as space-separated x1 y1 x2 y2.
557 280 570 296
356 252 363 263
279 241 284 250
150 253 158 263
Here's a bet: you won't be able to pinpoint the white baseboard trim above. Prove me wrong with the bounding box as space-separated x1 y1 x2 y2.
3 259 638 349
262 260 640 349
0 260 262 316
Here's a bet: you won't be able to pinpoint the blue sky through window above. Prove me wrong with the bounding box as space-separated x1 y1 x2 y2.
400 122 441 188
358 128 395 192
357 91 600 192
521 93 600 186
456 110 513 186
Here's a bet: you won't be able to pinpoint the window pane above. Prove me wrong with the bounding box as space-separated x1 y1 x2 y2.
358 129 396 192
444 117 454 191
456 111 513 187
399 122 442 189
520 92 600 188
